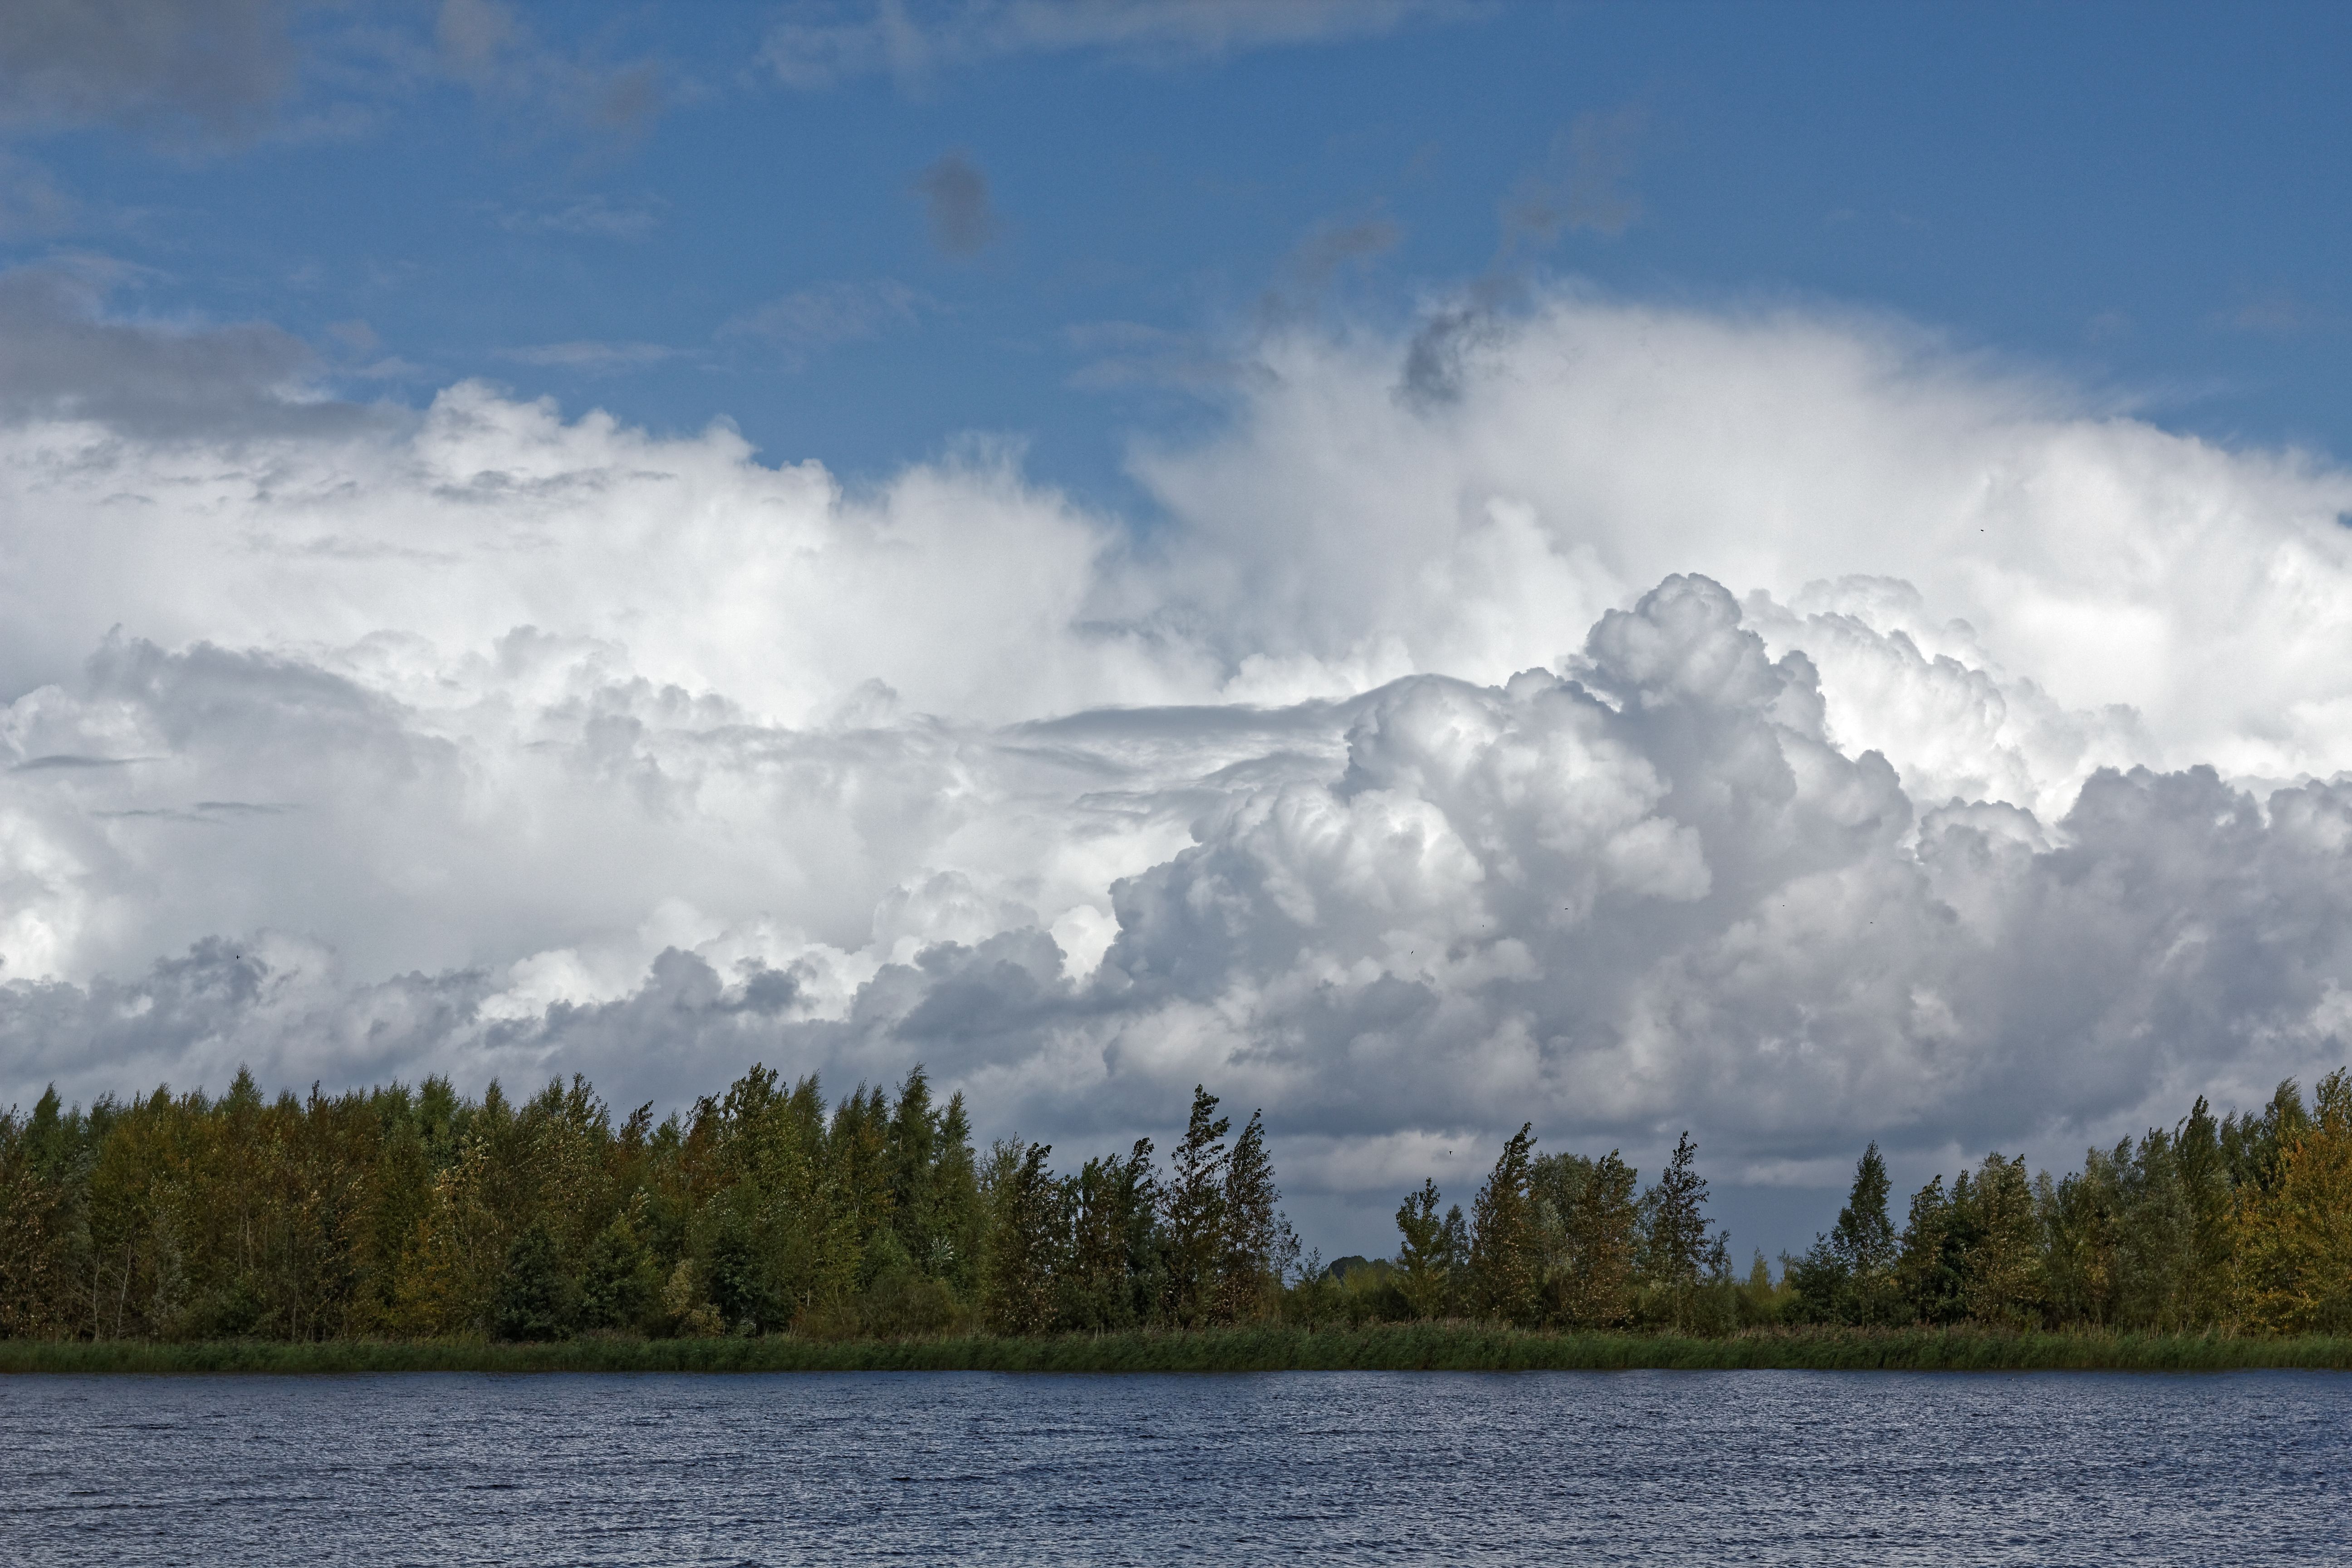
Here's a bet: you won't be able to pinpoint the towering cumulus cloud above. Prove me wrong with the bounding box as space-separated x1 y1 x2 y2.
5 280 2352 1245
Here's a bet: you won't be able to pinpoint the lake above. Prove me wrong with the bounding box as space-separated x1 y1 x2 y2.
5 1369 2347 1564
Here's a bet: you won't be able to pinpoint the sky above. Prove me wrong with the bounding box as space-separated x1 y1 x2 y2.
2 0 2351 1263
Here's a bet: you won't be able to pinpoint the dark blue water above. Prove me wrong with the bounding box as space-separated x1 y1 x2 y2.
4 1370 2347 1565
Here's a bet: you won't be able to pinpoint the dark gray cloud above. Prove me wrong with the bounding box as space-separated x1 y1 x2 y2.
912 151 999 259
0 0 305 143
1397 305 1484 407
0 265 380 438
1393 282 1523 409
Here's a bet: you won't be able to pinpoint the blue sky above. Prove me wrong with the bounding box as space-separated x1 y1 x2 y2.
12 1 2348 510
7 1 2352 1261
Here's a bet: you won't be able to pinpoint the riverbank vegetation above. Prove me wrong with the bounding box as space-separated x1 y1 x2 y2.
7 1324 2350 1375
5 1061 2352 1359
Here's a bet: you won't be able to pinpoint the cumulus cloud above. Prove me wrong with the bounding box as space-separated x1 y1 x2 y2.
7 278 2352 1254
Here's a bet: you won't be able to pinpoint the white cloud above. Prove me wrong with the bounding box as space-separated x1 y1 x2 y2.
6 278 2352 1258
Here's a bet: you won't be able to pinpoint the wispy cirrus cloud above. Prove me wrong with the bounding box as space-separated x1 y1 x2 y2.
489 194 666 241
1505 105 1647 246
433 0 666 136
2220 289 2345 339
720 278 933 366
498 340 687 373
762 0 1482 89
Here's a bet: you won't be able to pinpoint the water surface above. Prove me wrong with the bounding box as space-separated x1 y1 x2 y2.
5 1369 2347 1564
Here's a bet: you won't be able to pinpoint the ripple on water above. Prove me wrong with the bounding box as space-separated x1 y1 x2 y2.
1 1369 2348 1566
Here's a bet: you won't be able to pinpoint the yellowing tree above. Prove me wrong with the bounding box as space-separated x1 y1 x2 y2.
2235 1071 2352 1335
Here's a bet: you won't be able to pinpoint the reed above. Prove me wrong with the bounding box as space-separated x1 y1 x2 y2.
6 1324 2350 1376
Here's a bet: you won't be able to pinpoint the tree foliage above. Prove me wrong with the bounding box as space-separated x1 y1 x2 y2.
0 1065 1293 1344
12 1061 2352 1341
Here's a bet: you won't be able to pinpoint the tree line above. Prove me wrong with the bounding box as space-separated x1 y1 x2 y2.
1300 1070 2352 1338
2 1061 2349 1342
1773 1073 2352 1337
0 1064 1289 1343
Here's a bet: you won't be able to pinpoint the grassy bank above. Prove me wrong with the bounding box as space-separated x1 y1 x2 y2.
6 1324 2352 1375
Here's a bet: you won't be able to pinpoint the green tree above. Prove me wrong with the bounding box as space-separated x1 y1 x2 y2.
2223 1079 2312 1196
1638 1131 1724 1331
1466 1124 1539 1324
1960 1152 2043 1326
1218 1111 1289 1322
578 1210 659 1333
1897 1174 1965 1323
930 1092 985 1298
1393 1178 1457 1319
0 1089 71 1338
1531 1149 1639 1329
1787 1143 1901 1325
1162 1087 1230 1327
2175 1096 2237 1329
883 1066 941 1268
2037 1153 2119 1328
980 1140 1062 1334
493 1219 576 1341
1065 1139 1158 1330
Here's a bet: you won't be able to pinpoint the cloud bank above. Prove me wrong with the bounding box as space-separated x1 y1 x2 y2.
5 275 2352 1249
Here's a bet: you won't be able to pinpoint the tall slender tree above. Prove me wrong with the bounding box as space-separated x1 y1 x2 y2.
1218 1111 1288 1321
1394 1178 1455 1319
980 1141 1062 1335
1467 1124 1539 1325
1641 1131 1723 1331
1788 1143 1899 1325
1162 1087 1230 1327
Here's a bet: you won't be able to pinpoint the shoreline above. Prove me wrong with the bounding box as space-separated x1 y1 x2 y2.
7 1325 2351 1376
